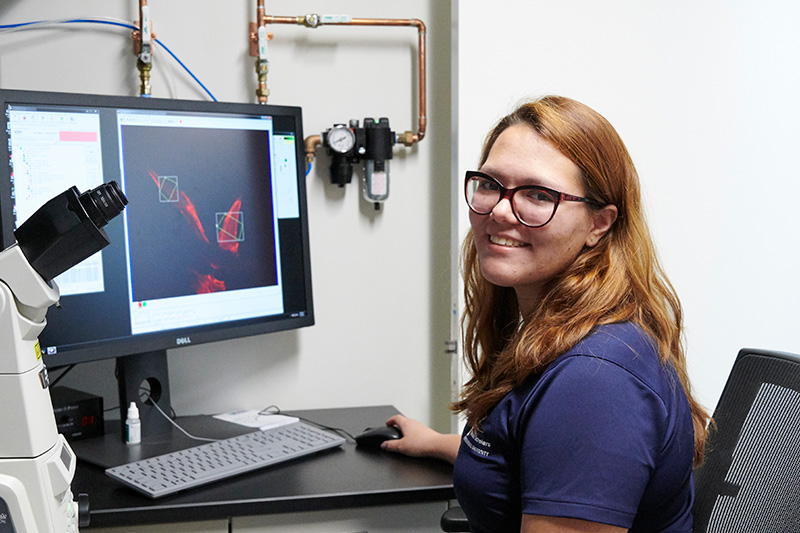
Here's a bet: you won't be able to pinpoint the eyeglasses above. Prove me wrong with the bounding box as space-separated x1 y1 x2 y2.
464 170 603 228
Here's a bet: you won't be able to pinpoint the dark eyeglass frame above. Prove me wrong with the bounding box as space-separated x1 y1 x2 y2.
464 170 604 228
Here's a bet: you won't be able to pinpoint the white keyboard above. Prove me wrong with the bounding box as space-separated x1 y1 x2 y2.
105 420 345 498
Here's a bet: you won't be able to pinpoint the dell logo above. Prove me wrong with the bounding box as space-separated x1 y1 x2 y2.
176 336 192 345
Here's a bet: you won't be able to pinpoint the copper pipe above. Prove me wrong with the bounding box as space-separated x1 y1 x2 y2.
131 0 154 56
264 15 305 25
133 0 151 55
260 15 427 146
304 134 321 163
257 0 265 27
134 0 152 96
139 0 147 37
253 0 269 103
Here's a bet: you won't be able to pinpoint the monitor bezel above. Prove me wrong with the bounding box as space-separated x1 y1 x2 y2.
0 88 315 369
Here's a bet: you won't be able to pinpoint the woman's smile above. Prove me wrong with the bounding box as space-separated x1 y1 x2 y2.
488 234 528 248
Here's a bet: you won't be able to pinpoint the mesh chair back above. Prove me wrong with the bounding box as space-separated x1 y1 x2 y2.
693 348 800 532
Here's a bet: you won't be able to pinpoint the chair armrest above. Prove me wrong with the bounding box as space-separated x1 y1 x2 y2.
440 505 469 532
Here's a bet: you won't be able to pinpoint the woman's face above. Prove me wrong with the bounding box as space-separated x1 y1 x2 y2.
469 124 616 313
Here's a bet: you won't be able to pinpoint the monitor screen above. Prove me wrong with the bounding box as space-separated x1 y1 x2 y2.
0 89 313 452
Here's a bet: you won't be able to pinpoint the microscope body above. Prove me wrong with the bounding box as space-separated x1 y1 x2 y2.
0 244 81 532
0 182 126 532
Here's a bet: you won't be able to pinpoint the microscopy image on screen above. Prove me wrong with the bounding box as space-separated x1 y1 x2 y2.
121 125 278 303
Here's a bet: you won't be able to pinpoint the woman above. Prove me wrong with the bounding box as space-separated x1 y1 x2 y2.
383 96 710 532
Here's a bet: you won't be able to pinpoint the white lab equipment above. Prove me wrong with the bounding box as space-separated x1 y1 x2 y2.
0 182 127 532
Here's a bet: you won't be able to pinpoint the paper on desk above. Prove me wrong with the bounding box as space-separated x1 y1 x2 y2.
213 409 299 430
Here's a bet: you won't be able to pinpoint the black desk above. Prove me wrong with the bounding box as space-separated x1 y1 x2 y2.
70 405 455 528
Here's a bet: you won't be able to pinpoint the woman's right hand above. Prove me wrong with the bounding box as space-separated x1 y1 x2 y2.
380 414 461 465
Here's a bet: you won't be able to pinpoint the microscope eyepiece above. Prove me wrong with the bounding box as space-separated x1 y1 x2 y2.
77 181 128 229
14 181 129 282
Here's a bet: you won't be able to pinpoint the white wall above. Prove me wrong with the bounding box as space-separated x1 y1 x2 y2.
456 0 800 413
0 1 453 430
9 0 790 436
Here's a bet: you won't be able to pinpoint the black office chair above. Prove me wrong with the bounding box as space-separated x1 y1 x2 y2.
440 505 468 531
692 348 800 532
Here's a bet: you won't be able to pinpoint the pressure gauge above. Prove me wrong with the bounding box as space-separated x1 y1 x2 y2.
326 125 356 154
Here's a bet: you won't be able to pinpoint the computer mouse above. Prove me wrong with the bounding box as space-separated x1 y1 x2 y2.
355 425 403 448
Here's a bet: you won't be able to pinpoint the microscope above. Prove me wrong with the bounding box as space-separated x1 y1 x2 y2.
0 182 127 532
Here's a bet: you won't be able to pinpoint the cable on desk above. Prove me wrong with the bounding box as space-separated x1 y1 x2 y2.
139 400 355 445
260 405 357 442
0 17 217 101
149 398 220 443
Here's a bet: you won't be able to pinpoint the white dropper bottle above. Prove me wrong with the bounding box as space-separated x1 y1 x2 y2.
125 401 141 445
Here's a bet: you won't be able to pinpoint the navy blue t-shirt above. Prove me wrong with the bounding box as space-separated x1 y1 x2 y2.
452 322 695 532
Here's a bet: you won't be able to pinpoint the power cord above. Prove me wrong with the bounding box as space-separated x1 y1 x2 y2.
147 398 219 442
259 404 357 442
139 400 356 444
46 369 352 445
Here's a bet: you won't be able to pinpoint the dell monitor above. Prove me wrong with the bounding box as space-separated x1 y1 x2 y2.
0 89 314 464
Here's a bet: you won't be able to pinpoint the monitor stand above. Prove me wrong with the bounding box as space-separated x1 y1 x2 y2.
115 349 173 437
67 349 249 468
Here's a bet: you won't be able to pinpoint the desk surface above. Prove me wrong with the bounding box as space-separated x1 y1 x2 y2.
71 405 455 528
